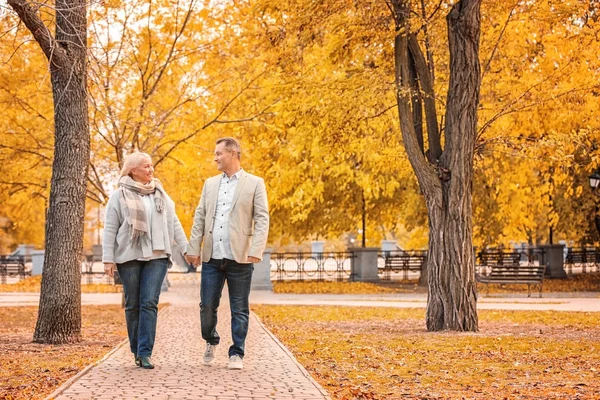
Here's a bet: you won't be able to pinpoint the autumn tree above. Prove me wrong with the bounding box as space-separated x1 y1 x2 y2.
387 0 481 331
0 12 53 252
473 0 600 248
2 0 600 264
7 0 89 343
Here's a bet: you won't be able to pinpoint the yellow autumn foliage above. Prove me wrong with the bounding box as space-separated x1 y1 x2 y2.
1 0 600 251
273 281 400 294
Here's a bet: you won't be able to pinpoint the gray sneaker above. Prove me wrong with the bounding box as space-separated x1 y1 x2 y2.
203 343 217 364
228 354 243 370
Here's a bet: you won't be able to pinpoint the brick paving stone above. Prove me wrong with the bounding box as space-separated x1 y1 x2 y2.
49 281 330 400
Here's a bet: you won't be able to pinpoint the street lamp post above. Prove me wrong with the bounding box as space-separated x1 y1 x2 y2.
589 172 600 190
588 171 600 236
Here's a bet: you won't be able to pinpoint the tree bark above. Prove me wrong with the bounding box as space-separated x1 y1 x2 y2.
392 0 481 331
8 0 89 343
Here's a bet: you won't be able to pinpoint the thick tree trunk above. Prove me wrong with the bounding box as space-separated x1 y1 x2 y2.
8 0 89 343
426 1 481 331
34 0 88 344
393 0 481 331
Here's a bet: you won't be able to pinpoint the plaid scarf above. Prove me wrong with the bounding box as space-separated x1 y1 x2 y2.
118 176 166 247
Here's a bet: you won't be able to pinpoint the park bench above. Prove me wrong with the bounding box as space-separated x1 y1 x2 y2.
0 256 31 284
381 252 426 280
477 251 522 267
476 263 546 297
384 254 425 271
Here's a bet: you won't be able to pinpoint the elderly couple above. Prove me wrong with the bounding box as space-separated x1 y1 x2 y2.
102 137 269 370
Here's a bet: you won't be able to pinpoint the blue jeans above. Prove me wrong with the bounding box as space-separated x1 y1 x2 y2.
117 258 168 357
200 258 253 358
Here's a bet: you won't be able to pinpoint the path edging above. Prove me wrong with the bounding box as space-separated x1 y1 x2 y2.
251 311 332 399
44 305 173 400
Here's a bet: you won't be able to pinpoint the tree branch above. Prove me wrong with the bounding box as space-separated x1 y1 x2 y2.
7 0 68 65
478 83 600 139
481 0 519 81
153 96 278 167
408 34 441 161
391 1 438 192
0 179 47 189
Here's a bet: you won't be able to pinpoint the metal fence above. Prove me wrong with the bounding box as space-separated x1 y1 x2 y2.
4 246 600 286
0 255 30 284
81 256 114 285
378 250 427 281
0 254 115 284
564 248 600 274
270 252 354 282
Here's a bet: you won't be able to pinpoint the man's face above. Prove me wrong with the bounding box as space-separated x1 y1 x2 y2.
214 142 236 172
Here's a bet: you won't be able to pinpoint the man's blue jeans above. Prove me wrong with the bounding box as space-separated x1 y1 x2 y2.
117 258 168 357
200 258 253 358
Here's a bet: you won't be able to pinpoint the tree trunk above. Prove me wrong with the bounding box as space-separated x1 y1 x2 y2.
8 0 89 343
392 0 481 331
427 1 481 331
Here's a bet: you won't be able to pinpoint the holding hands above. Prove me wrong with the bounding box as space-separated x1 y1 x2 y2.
185 255 200 267
184 255 259 266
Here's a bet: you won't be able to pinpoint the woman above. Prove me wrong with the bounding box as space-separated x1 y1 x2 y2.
103 152 188 369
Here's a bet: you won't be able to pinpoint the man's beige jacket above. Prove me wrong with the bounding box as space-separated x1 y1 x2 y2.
187 170 269 263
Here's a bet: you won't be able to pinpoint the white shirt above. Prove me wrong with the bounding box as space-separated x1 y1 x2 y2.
211 169 243 260
138 193 168 261
141 194 154 238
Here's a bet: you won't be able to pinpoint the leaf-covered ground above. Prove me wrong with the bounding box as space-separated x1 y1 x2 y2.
252 305 600 399
0 275 122 293
272 273 600 295
0 305 130 400
273 281 407 294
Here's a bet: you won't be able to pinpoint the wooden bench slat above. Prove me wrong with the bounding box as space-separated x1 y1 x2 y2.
476 263 546 297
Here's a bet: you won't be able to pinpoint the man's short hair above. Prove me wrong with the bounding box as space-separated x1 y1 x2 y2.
216 137 242 160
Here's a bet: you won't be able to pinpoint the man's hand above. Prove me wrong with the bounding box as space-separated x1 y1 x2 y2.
103 263 116 278
247 256 260 263
186 255 201 267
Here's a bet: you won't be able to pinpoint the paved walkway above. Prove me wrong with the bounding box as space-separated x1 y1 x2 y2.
3 282 598 312
1 275 597 399
46 281 329 400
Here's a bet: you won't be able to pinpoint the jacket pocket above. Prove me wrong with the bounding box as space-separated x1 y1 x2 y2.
243 228 254 236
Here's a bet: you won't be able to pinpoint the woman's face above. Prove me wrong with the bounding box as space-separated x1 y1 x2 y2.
130 157 154 184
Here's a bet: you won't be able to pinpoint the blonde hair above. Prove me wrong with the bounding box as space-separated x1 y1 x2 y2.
216 137 242 160
120 152 152 177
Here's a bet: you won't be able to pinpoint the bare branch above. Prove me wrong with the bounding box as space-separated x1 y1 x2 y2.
363 104 396 120
481 0 519 81
85 188 104 204
153 92 277 167
478 83 600 139
0 143 51 160
7 0 68 65
0 179 47 189
478 60 576 138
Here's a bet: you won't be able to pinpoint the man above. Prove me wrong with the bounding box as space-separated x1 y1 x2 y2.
186 137 269 370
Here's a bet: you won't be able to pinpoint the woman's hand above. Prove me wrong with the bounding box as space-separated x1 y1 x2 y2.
185 254 200 267
103 263 116 278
